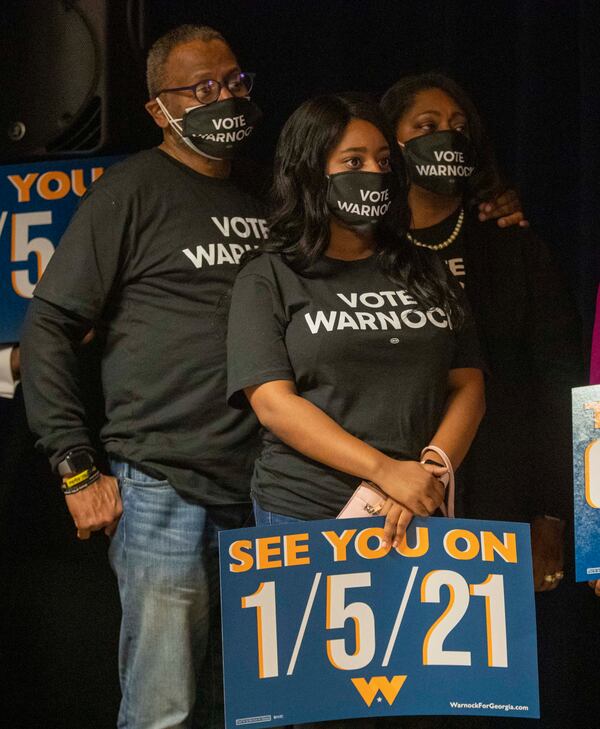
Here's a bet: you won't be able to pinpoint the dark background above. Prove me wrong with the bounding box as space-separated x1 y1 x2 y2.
0 0 598 341
1 2 598 728
146 0 600 344
146 0 600 348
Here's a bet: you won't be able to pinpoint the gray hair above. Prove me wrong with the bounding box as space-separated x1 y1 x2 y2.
146 24 227 97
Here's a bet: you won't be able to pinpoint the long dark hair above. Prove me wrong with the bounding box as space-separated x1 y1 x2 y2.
244 92 465 325
380 73 506 207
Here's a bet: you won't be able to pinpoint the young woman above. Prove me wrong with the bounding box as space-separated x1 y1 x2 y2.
227 93 485 546
380 73 583 590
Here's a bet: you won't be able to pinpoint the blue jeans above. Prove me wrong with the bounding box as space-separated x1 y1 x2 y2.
109 460 251 729
252 499 306 526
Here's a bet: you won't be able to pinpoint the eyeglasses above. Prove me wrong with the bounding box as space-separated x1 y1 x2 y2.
156 71 256 106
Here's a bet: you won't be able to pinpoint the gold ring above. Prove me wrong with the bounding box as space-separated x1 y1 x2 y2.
544 574 556 583
554 571 564 580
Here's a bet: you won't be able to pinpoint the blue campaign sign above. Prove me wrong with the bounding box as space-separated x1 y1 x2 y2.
0 155 123 343
219 516 539 727
572 385 600 581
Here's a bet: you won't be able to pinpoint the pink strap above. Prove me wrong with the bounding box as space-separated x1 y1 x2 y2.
421 445 455 518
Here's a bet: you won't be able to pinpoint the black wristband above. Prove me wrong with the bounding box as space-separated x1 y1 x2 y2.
422 458 445 468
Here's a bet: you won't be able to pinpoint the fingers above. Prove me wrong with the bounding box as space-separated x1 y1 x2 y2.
419 464 447 511
394 509 414 549
477 191 529 228
496 211 526 229
535 566 564 592
382 502 415 551
420 463 447 478
406 489 442 517
81 327 96 345
104 518 121 538
383 502 403 547
379 498 394 517
422 474 446 513
478 189 519 220
77 528 91 540
545 575 560 592
422 493 441 514
409 502 429 517
588 580 600 597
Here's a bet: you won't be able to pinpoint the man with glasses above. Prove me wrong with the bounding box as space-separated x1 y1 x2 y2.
21 25 264 729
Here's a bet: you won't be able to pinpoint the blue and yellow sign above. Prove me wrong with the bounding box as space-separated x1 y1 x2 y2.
219 516 539 726
573 385 600 581
0 155 122 342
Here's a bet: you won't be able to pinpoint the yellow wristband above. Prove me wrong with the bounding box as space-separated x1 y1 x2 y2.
64 469 90 488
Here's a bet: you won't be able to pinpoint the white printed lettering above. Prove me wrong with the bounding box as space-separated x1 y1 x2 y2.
446 258 465 277
212 115 247 130
427 308 449 328
183 245 215 268
230 217 252 238
336 292 358 308
401 309 428 328
217 245 235 264
375 311 402 330
230 243 246 263
337 311 360 330
355 312 378 330
360 293 385 308
397 290 418 305
359 188 389 203
182 243 257 268
434 150 465 163
211 217 230 236
211 216 269 239
305 310 338 334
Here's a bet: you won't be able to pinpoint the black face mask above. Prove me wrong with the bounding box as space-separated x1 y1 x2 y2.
326 171 395 227
181 97 262 160
402 130 475 196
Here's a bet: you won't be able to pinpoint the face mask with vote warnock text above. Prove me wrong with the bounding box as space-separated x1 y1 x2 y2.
326 171 395 227
157 96 262 160
401 130 476 196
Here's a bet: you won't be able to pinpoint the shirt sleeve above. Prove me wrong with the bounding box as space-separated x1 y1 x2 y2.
227 270 294 409
20 298 98 471
0 345 18 399
33 186 128 321
19 184 129 471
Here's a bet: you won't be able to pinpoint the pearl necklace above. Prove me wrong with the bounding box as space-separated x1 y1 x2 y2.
407 208 464 251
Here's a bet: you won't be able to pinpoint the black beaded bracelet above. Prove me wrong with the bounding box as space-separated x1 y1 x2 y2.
421 458 445 468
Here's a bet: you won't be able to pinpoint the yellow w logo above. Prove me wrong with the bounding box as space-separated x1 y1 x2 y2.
351 675 407 707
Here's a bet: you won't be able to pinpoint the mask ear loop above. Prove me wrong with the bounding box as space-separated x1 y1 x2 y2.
397 139 412 192
155 96 222 160
155 96 184 134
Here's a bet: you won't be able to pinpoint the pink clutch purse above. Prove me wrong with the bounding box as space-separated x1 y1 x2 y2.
337 481 387 519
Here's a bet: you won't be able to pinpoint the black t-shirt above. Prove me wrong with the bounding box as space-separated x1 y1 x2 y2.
33 148 266 504
227 252 484 520
410 207 466 287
